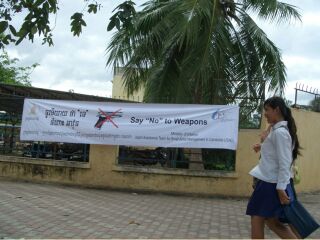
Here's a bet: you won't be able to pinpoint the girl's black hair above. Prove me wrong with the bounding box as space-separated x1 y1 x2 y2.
264 96 301 160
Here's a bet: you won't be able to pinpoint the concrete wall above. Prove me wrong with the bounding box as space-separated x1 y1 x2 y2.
112 68 144 102
290 109 320 193
0 108 319 197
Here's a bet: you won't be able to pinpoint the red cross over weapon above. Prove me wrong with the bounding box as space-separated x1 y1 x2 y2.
95 108 122 129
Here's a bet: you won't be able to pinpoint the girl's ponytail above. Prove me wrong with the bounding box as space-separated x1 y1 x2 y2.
264 96 301 160
284 106 300 160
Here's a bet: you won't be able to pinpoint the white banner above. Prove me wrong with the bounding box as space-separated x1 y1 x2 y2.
20 99 239 150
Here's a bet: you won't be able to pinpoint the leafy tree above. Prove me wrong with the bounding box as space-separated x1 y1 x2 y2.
0 50 37 86
0 0 102 48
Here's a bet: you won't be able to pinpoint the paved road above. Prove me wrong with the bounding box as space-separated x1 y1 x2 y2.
0 179 319 239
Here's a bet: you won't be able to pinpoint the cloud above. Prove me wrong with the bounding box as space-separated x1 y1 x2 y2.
5 0 320 103
256 0 320 101
284 56 320 79
6 0 128 97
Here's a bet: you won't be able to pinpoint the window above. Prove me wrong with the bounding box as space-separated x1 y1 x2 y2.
118 146 235 171
0 124 89 162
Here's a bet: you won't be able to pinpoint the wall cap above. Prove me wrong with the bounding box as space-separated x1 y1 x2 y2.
0 156 90 169
112 164 238 178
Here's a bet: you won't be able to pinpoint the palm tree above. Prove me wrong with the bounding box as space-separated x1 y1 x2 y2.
106 0 301 170
107 0 300 107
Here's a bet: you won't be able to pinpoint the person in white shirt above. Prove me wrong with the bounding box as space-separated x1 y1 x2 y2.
246 96 301 239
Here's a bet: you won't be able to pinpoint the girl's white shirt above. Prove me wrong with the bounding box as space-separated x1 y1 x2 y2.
249 121 293 190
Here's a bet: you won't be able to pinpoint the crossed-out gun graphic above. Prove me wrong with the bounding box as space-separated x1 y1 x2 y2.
94 108 123 129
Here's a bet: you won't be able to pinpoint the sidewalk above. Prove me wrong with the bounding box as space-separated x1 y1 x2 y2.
0 179 319 239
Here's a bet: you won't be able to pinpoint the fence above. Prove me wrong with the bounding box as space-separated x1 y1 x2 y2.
0 113 89 162
293 83 320 112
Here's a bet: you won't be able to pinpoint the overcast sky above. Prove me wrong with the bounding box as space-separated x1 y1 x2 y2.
6 0 320 105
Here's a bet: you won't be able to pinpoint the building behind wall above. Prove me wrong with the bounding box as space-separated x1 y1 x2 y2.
112 67 144 102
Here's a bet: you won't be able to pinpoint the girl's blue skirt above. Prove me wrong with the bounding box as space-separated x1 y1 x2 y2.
246 179 295 220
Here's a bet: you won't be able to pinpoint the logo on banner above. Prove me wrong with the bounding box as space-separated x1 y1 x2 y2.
94 108 123 129
211 110 224 120
29 104 37 115
25 104 39 121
